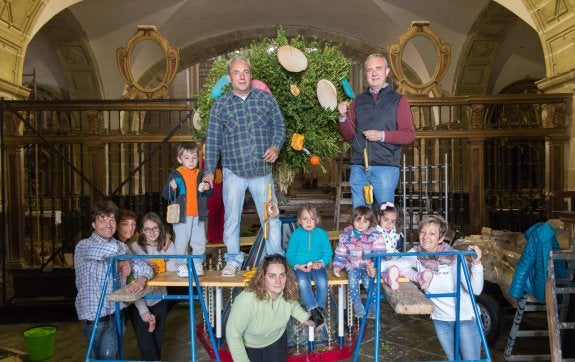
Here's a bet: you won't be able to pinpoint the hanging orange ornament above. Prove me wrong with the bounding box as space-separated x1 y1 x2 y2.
310 155 320 166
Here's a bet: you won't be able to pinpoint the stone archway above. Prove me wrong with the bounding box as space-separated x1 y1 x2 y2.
136 25 422 95
452 2 519 96
36 9 104 100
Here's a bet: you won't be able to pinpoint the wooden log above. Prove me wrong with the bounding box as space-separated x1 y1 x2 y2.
107 285 153 302
382 280 433 315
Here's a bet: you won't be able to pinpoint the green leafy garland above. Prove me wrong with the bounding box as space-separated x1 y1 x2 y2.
194 28 352 191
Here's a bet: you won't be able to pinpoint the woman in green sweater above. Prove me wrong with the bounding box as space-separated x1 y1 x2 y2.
226 254 313 361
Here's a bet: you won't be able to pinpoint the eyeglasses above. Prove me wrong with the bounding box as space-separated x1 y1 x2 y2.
142 226 160 233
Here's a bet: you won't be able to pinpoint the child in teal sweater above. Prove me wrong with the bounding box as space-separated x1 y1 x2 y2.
286 205 333 328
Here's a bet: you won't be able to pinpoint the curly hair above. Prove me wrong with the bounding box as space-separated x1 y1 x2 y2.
118 209 137 224
136 212 168 253
246 254 299 302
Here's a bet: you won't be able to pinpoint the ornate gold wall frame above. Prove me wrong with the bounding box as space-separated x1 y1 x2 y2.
116 25 179 99
389 21 450 97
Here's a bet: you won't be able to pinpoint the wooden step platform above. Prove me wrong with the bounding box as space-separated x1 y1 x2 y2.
381 279 433 315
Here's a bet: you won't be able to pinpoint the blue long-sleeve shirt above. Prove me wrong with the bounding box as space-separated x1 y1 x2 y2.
204 88 285 177
286 227 333 268
74 232 154 321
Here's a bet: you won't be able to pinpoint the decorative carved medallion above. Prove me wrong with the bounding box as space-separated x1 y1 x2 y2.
388 21 451 97
116 25 179 99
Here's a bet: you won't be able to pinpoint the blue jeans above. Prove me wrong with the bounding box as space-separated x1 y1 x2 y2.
350 165 399 209
81 316 122 360
222 168 283 267
347 268 376 316
433 319 481 360
295 267 328 311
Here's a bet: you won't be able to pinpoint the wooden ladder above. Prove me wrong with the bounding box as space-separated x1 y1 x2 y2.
333 150 352 230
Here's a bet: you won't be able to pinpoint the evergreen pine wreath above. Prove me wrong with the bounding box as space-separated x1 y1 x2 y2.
195 28 352 192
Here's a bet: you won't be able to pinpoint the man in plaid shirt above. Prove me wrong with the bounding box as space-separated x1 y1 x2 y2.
75 200 153 359
203 56 286 277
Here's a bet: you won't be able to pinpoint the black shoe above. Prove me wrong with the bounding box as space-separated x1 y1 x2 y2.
310 307 324 329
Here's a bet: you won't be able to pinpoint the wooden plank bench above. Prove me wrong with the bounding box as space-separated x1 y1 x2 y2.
205 229 342 249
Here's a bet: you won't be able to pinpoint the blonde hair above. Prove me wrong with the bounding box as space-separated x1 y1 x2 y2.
419 215 448 238
297 204 320 225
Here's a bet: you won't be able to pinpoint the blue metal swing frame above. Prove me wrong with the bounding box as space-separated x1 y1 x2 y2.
84 254 221 362
353 250 492 362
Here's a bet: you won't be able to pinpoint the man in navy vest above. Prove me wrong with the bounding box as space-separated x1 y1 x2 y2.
337 54 415 208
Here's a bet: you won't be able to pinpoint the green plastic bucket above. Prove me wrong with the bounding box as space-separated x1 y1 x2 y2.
23 326 56 361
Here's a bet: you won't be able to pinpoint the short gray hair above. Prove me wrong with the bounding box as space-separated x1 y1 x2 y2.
227 57 251 73
364 54 388 69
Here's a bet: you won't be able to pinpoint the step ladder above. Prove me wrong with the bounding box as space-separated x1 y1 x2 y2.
503 241 575 361
546 248 575 362
503 294 549 361
333 150 352 230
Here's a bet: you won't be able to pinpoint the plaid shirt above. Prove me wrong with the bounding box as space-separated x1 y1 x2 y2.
205 88 285 177
74 232 153 321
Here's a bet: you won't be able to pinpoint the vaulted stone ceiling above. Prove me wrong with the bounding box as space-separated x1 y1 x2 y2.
23 0 546 99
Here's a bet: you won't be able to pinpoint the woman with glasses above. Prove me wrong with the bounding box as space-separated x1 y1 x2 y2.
226 254 314 362
128 212 177 361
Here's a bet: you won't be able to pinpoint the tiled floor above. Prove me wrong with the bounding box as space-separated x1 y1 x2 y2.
0 301 550 361
0 196 555 361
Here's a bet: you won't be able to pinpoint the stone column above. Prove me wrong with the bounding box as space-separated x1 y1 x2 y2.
4 145 27 267
85 142 108 206
468 137 485 234
546 136 568 213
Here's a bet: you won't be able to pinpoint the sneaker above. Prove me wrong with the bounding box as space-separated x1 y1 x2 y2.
418 269 433 290
221 263 239 277
385 265 400 290
309 308 325 329
193 261 204 277
176 265 189 278
195 266 204 277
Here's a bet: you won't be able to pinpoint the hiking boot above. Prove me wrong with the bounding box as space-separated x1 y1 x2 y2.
385 265 400 290
309 307 324 329
353 303 365 318
418 269 433 290
221 263 239 277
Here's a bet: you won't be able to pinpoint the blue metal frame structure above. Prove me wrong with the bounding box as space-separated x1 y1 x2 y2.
84 254 221 362
244 214 298 269
222 215 298 333
353 250 491 362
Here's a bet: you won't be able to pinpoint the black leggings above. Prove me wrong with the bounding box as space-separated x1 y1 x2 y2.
245 330 288 362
